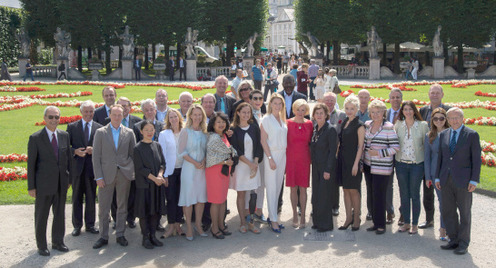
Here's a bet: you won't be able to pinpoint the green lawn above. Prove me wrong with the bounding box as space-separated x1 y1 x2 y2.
1 81 495 204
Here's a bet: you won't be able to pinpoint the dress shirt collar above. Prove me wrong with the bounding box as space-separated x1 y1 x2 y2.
45 127 57 142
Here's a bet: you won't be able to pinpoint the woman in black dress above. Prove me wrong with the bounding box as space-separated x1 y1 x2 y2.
310 103 338 232
337 95 365 231
134 120 167 249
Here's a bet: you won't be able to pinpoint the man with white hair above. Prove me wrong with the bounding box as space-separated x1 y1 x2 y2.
155 89 172 122
133 99 164 142
178 91 194 120
357 89 371 123
67 100 103 237
214 75 236 116
436 107 480 255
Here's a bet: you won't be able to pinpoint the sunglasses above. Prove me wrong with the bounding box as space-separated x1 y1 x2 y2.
252 97 263 101
239 87 251 91
432 117 445 122
47 115 60 120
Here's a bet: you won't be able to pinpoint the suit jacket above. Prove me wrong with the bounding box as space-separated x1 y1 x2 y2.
66 120 103 181
435 126 481 188
133 120 164 142
27 128 71 196
386 108 400 124
104 114 142 128
277 90 307 118
92 124 136 184
329 109 346 135
310 122 338 176
93 105 109 125
419 104 451 122
214 93 236 117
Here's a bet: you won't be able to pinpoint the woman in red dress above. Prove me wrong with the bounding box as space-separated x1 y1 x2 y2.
286 99 313 228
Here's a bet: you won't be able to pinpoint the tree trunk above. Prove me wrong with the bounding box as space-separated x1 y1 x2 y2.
394 42 400 74
77 45 82 72
382 43 387 66
176 42 182 66
88 47 92 59
226 25 235 66
152 43 156 60
457 43 464 73
326 41 331 63
105 45 112 75
145 45 149 70
443 43 449 65
332 40 339 64
425 51 430 67
118 47 122 68
98 49 102 60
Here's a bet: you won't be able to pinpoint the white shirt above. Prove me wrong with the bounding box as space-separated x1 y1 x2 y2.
283 91 293 118
45 127 57 143
158 129 178 176
261 114 287 151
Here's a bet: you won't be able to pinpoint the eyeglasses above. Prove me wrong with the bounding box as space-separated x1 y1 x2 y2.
252 97 263 101
432 117 445 122
47 115 60 120
239 87 251 91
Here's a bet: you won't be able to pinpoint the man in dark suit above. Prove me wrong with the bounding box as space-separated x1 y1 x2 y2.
93 86 117 125
435 107 480 255
67 100 103 237
419 83 452 229
134 57 142 81
133 99 164 142
105 97 142 229
28 106 72 256
167 56 175 81
179 56 187 81
92 104 136 249
155 89 172 122
213 75 236 117
277 74 306 119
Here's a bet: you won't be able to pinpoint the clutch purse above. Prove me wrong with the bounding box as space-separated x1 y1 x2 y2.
221 164 230 176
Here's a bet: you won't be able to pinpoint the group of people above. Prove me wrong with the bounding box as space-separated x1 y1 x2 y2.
27 72 480 256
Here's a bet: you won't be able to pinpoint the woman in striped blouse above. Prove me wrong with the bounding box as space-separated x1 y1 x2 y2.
363 100 400 235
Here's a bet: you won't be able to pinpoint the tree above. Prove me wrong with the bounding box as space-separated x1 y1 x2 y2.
200 0 268 65
20 0 62 47
0 7 23 66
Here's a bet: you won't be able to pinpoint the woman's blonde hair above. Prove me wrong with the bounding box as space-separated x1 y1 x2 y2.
343 94 359 110
368 99 387 119
164 108 184 132
185 104 207 133
267 93 287 123
292 99 309 116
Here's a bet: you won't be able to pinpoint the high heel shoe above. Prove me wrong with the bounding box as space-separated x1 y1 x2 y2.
338 222 353 230
267 218 281 233
351 219 361 231
211 230 225 239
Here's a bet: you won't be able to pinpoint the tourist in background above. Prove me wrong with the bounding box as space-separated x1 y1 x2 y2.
264 63 278 101
261 93 288 233
337 95 364 231
251 59 265 91
206 112 236 239
297 63 311 99
411 57 419 81
394 101 429 235
308 59 319 101
177 104 208 240
424 107 449 241
286 99 313 228
310 103 338 232
314 69 326 103
363 100 399 235
325 68 339 94
158 109 185 238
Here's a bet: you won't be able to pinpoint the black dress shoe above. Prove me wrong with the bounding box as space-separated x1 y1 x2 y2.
375 229 386 235
38 248 50 256
116 236 129 246
86 227 99 234
128 221 136 229
366 213 372 221
332 209 339 216
418 221 434 229
142 237 154 249
93 238 108 249
52 243 69 252
311 225 317 229
156 224 165 232
72 228 81 236
150 235 163 247
454 246 468 255
366 226 377 232
440 242 459 250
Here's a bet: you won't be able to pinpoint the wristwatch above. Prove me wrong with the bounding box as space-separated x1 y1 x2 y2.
268 156 272 160
224 160 227 164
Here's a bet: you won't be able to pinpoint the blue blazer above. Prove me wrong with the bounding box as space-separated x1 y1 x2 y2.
435 126 481 188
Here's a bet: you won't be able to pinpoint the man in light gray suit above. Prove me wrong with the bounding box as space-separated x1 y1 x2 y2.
92 104 136 249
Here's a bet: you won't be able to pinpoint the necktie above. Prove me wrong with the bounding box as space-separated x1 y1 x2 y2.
220 98 226 114
392 111 398 124
84 122 90 145
51 133 58 160
450 130 457 154
122 117 128 127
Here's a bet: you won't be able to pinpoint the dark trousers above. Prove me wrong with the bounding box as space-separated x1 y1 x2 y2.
263 84 277 101
253 80 262 91
135 69 141 81
169 70 174 81
139 214 160 236
311 165 334 230
364 165 389 229
422 176 435 222
309 76 316 100
112 180 136 223
58 72 66 80
35 185 67 250
179 67 186 81
23 72 34 81
386 168 395 215
72 170 97 229
442 176 472 247
165 168 183 224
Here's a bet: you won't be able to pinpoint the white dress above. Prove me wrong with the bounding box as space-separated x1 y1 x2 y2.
314 77 326 100
230 126 261 191
178 127 207 207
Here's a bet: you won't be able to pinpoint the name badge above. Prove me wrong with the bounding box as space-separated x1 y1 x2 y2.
302 79 306 82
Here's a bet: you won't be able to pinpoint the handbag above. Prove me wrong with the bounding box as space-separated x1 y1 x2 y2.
333 83 342 94
221 164 230 176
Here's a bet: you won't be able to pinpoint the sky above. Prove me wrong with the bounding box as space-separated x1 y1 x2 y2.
0 0 21 9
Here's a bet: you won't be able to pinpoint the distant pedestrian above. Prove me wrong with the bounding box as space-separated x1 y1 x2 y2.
1 59 12 81
23 59 34 81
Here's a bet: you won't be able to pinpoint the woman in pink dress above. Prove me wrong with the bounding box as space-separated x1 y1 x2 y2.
286 99 313 228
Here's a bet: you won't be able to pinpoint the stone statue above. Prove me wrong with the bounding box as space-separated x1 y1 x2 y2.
184 27 199 60
16 29 30 58
243 32 258 57
433 25 443 58
305 32 323 58
54 27 71 59
367 26 381 59
297 40 309 55
116 26 135 60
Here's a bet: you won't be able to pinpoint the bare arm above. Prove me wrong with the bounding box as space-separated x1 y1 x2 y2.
260 124 276 170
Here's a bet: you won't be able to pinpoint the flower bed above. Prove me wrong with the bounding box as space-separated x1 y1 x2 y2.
481 140 496 153
30 91 92 99
0 86 46 92
481 152 496 167
464 117 496 126
35 115 82 126
0 153 27 163
0 166 27 181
